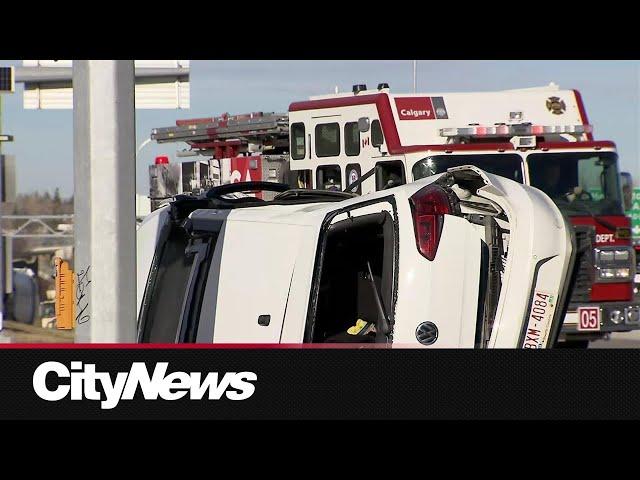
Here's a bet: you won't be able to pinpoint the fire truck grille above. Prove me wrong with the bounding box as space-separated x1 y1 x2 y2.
569 225 596 304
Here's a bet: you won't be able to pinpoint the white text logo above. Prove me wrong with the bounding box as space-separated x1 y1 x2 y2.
595 233 614 244
400 108 431 118
32 361 257 410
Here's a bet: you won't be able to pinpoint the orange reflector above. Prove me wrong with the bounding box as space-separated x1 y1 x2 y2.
55 257 75 330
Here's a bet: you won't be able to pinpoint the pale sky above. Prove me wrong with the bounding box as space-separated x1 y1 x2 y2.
1 60 638 197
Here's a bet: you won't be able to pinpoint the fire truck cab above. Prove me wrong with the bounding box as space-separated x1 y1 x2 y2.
286 82 638 346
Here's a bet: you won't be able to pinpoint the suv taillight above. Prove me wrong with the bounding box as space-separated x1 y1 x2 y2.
409 184 454 261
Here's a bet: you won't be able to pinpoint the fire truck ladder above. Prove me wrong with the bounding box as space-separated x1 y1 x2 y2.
151 112 290 159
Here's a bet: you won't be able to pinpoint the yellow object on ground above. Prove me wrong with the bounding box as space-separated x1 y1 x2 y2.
347 319 371 335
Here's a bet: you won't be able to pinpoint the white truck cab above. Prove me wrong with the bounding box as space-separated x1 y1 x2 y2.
285 83 639 346
136 166 576 348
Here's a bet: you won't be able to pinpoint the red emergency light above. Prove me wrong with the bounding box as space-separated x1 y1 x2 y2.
440 123 593 138
155 156 170 165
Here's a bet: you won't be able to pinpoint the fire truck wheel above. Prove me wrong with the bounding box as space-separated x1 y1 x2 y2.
555 340 590 349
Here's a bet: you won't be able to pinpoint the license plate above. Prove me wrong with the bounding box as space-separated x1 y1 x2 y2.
522 290 556 348
577 306 601 331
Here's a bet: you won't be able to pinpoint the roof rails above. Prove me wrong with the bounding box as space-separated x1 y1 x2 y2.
151 112 289 145
151 112 290 159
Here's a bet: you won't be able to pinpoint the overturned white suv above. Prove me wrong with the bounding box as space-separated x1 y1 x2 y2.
136 166 576 348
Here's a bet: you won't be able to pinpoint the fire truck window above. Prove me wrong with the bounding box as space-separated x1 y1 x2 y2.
376 161 406 190
345 122 360 156
371 120 384 147
182 161 196 194
292 169 312 189
528 151 623 216
291 122 306 160
316 165 342 191
315 123 341 157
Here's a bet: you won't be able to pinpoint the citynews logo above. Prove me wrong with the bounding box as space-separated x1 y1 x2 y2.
32 361 257 410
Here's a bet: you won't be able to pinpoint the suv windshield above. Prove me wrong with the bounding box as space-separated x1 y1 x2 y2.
527 152 623 217
412 154 524 183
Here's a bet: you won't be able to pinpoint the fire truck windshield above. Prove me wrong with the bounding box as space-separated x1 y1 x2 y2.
412 154 524 183
527 152 623 217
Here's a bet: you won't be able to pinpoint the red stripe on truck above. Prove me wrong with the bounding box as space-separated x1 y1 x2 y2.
289 94 384 112
538 140 615 150
572 90 594 141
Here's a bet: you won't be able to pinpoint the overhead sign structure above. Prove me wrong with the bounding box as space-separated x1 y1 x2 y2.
0 67 14 93
19 60 190 109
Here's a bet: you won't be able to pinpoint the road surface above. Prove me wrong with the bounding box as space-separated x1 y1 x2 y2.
590 330 640 348
0 320 73 343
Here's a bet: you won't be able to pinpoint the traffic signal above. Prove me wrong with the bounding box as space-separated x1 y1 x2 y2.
0 67 14 93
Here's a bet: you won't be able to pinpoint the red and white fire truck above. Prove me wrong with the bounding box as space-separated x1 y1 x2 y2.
149 82 639 347
149 113 290 210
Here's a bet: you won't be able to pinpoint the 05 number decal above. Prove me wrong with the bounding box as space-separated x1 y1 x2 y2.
578 307 600 331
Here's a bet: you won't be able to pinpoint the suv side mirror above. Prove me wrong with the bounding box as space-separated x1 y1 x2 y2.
621 172 633 211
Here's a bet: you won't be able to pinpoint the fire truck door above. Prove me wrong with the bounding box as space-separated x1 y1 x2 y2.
311 118 343 190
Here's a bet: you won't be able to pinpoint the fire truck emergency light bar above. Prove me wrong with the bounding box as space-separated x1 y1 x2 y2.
440 123 593 137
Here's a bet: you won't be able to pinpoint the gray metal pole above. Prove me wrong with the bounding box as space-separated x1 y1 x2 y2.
413 60 417 93
73 60 137 343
